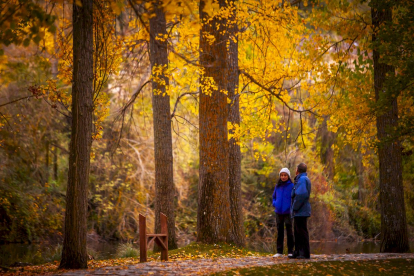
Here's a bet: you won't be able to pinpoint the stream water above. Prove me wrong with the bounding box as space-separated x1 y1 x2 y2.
1 240 413 267
0 242 119 266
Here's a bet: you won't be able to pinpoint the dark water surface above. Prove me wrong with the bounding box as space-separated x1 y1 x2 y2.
1 240 413 267
0 242 120 266
311 240 382 254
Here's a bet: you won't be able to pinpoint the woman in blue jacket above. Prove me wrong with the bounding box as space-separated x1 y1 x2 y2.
272 168 294 257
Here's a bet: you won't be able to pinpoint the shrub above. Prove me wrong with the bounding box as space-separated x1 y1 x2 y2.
116 242 138 258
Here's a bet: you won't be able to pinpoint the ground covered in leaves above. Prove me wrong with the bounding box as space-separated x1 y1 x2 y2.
213 258 414 275
1 243 413 275
0 243 264 275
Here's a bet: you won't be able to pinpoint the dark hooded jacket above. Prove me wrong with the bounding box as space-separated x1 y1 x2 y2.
291 172 311 217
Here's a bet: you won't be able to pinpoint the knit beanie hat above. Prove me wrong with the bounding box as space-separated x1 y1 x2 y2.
279 168 291 179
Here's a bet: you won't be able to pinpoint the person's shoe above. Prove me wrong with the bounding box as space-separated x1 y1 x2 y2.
296 255 310 259
288 252 297 259
272 253 283 258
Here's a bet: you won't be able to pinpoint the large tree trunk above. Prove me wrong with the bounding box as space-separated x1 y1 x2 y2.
227 0 244 246
149 1 177 250
197 0 231 243
371 4 410 253
59 0 93 269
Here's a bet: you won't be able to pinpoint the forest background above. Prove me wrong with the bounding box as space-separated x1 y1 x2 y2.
0 0 413 255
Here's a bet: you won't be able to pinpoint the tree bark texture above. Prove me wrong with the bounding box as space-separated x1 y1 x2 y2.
198 0 231 243
149 1 177 250
371 4 410 253
227 0 244 246
59 0 93 269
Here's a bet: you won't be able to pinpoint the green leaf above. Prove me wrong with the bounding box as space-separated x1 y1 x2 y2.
33 35 41 45
30 26 39 34
23 38 30 47
48 24 57 34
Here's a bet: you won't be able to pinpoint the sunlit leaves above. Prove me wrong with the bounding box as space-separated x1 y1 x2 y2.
0 0 56 53
41 0 125 139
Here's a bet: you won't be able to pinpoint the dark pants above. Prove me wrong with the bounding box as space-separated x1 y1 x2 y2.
276 214 294 254
294 216 310 258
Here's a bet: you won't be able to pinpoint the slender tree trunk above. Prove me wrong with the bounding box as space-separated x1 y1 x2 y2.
319 119 335 179
117 0 129 37
50 23 58 184
59 0 93 269
371 3 410 253
197 0 231 243
227 0 244 246
149 1 177 250
356 146 365 205
51 30 59 79
53 146 58 181
45 139 50 184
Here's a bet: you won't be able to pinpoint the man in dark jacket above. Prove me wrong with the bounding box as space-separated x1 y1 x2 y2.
289 163 311 259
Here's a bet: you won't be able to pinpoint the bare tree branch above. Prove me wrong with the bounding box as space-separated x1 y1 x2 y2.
112 79 151 151
173 115 198 130
0 95 35 108
171 92 199 118
239 69 318 116
118 80 151 114
0 110 12 130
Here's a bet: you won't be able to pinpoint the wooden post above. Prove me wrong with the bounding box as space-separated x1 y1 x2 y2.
139 214 147 262
160 212 168 261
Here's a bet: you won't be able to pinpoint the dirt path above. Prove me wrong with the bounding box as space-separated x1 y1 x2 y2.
58 253 414 276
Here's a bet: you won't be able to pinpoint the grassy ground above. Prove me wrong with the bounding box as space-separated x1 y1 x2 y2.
149 242 268 261
213 258 414 276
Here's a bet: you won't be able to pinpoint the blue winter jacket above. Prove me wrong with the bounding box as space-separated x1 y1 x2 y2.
291 173 311 217
272 179 294 215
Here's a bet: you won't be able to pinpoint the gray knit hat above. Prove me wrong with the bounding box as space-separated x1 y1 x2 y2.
279 167 291 178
